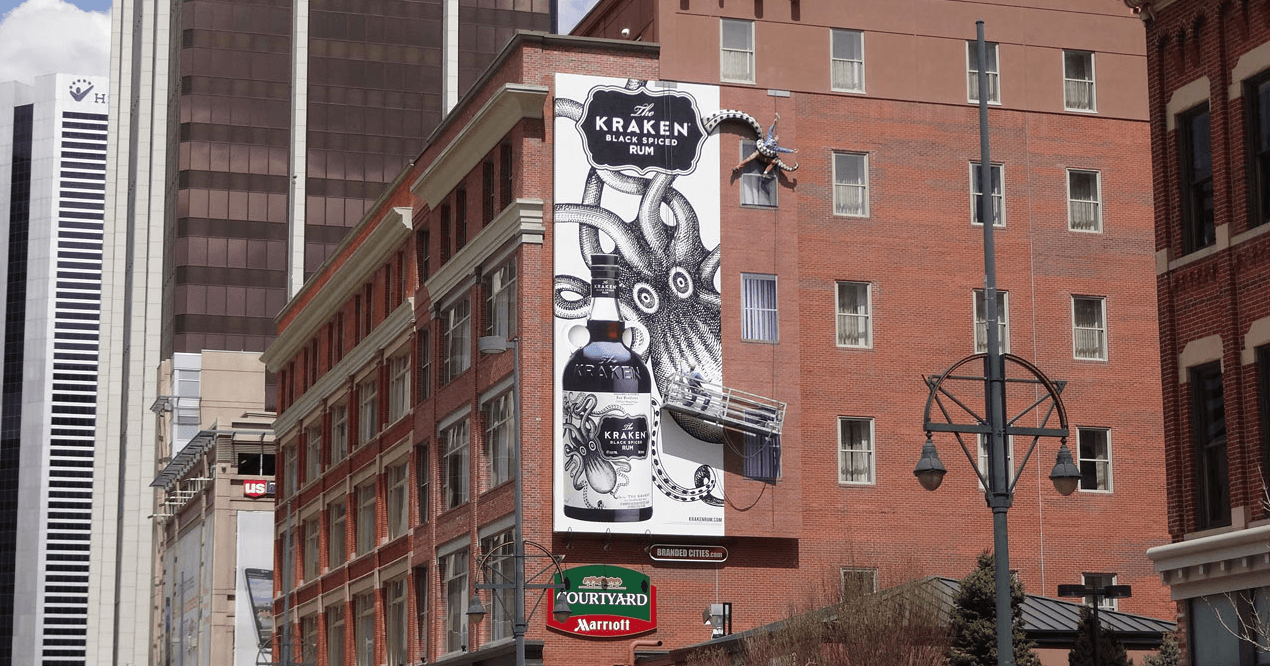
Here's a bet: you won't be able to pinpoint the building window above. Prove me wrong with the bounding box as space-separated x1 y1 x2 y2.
833 152 868 216
417 444 430 523
974 289 1009 354
284 445 297 497
1179 104 1215 254
838 417 874 484
720 19 755 83
1067 169 1102 232
329 499 347 567
1249 76 1270 229
977 434 1016 488
335 313 346 362
387 461 409 540
389 353 411 423
483 391 515 489
1078 427 1112 492
442 297 471 384
830 29 864 92
1191 362 1230 529
484 260 517 339
413 566 429 661
418 328 432 400
441 549 469 653
500 143 514 210
835 281 871 348
301 615 319 666
1063 51 1096 111
456 189 468 251
416 229 430 281
738 139 778 207
358 377 379 444
354 592 375 666
327 604 346 666
482 161 495 224
1081 573 1118 610
440 204 452 262
303 517 320 580
386 578 409 666
1190 594 1241 665
1072 296 1106 360
970 162 1004 226
356 482 376 554
441 418 470 510
331 405 349 463
841 567 879 598
967 40 1000 104
741 274 778 343
480 529 515 641
305 423 323 482
1259 346 1270 493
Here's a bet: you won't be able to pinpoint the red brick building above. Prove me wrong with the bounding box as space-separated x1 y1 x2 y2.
263 2 1171 665
1139 0 1270 663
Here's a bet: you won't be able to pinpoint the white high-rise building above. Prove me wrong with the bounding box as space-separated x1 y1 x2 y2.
0 73 107 666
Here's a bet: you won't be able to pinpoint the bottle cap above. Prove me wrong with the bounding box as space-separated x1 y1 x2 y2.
591 253 619 267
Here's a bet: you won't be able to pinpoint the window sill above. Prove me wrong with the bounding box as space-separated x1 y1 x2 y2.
971 221 1006 229
741 338 779 344
831 87 866 95
968 99 1002 106
740 203 778 210
1068 225 1103 234
721 78 757 86
838 480 876 487
1077 488 1113 495
1073 355 1108 363
836 343 872 350
1064 106 1098 114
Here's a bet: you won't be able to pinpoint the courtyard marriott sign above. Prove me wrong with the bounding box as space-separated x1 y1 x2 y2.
547 565 656 638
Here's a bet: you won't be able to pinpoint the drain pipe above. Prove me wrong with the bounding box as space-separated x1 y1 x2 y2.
628 639 663 666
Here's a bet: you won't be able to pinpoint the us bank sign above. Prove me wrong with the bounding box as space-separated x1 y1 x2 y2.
547 565 656 637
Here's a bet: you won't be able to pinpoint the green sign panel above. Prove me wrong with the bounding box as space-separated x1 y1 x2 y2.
548 564 656 637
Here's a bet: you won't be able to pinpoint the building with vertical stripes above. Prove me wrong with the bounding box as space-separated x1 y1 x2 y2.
0 73 107 666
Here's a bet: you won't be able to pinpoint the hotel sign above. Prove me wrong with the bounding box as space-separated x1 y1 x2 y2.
547 565 656 638
648 544 728 563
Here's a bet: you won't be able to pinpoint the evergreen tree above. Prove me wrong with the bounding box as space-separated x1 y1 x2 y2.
948 552 1041 666
1068 606 1131 666
1141 632 1180 666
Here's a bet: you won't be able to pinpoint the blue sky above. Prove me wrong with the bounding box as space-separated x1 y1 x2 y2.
0 0 107 15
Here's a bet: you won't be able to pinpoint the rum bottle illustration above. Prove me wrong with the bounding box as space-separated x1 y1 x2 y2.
562 253 654 522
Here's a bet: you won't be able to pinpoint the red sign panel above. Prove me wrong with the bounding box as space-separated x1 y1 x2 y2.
243 479 274 498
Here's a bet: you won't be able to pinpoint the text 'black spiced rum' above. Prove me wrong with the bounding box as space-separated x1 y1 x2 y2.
562 254 654 522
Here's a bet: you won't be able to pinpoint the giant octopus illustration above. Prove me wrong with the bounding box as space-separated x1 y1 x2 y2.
554 82 763 446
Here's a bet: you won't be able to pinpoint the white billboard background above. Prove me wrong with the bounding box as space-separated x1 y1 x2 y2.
552 73 725 536
235 511 274 666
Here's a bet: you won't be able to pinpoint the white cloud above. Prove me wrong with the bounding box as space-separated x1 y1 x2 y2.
0 0 109 86
559 0 598 34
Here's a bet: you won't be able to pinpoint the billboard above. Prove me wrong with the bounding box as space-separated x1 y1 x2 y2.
553 74 725 536
235 511 274 666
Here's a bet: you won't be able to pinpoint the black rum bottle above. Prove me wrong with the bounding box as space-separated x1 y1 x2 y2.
562 254 654 522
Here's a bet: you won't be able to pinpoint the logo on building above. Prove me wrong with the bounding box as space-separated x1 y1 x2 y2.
547 564 656 637
68 79 94 102
574 84 706 176
243 479 274 498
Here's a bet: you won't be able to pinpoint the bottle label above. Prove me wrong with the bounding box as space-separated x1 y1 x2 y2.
592 278 617 299
562 391 653 514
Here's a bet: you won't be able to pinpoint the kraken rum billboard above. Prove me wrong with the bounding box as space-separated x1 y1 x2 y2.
553 73 725 536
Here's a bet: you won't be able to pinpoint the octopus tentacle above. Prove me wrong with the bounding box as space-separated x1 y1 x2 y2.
578 170 605 260
638 174 673 263
666 188 706 264
699 247 720 288
595 169 650 196
554 98 583 121
555 204 653 275
553 275 591 319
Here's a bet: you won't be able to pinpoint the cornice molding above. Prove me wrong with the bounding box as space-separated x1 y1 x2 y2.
410 84 549 209
266 206 413 368
423 198 545 304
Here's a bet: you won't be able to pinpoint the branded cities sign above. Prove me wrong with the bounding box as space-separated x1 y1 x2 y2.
648 544 727 563
547 564 656 638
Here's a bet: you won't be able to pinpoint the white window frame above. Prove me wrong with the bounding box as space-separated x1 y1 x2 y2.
835 281 871 348
830 28 865 93
976 434 1016 489
441 548 469 654
833 152 869 217
386 577 409 666
840 567 879 597
1082 573 1119 610
327 603 346 666
1063 50 1097 112
480 529 515 641
738 139 778 208
741 273 779 343
388 353 411 424
440 418 470 510
356 481 376 555
329 498 347 567
301 614 320 666
967 40 1001 104
284 444 298 497
837 417 875 484
358 378 378 445
354 591 375 666
387 461 410 539
442 297 472 384
305 423 323 484
1077 427 1113 493
970 162 1005 227
331 404 349 463
1067 169 1102 232
720 18 755 84
1072 296 1107 361
303 516 321 580
484 261 517 339
483 391 515 489
973 289 1010 354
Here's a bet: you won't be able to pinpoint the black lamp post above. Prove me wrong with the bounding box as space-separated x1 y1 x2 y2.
913 21 1082 666
1058 583 1132 666
468 335 571 666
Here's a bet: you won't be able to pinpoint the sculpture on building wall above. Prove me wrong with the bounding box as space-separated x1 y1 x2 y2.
734 113 799 177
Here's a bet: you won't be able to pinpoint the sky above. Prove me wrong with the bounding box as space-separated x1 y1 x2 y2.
0 0 110 85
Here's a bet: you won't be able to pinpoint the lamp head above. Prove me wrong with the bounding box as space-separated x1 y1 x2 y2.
552 591 572 624
478 335 511 355
466 594 486 621
913 435 947 491
1049 441 1082 496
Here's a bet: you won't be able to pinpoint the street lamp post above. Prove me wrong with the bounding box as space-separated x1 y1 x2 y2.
470 335 571 666
1058 583 1132 666
912 21 1083 666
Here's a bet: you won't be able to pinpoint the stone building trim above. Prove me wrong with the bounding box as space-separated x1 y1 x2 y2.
1178 334 1223 384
